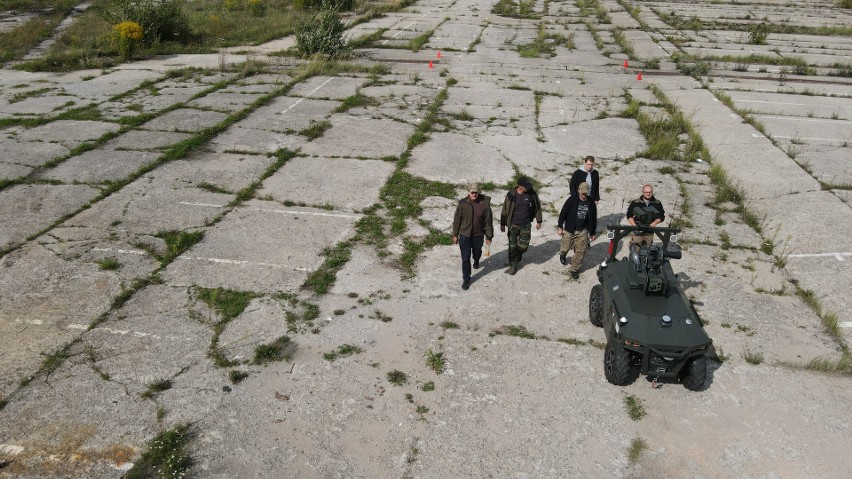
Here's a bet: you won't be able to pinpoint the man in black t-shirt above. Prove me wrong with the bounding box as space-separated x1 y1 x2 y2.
500 177 542 275
557 182 597 279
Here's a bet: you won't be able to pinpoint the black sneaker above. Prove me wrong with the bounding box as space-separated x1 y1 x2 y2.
462 280 470 290
571 270 579 279
508 264 517 275
473 259 480 269
559 254 567 265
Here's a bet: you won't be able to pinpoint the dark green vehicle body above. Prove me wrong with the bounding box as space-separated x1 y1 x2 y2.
590 225 716 390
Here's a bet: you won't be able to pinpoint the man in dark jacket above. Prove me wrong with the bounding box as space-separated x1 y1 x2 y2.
569 155 600 205
557 182 597 279
626 184 665 245
500 177 542 275
452 183 493 290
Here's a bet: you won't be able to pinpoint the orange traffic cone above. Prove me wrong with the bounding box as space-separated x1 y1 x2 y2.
429 60 433 69
623 60 628 68
437 51 442 59
637 72 643 80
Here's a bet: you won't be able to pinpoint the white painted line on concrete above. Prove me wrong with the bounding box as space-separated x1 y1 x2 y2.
840 322 852 329
85 325 194 341
382 21 417 45
177 255 293 268
753 115 840 123
0 444 24 455
14 319 44 326
737 99 823 107
178 201 225 208
381 10 434 45
788 252 851 261
280 77 335 113
252 207 361 219
92 247 148 256
774 135 847 142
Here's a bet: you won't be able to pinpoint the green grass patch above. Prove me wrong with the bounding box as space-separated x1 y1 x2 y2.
299 119 332 141
627 437 647 465
421 381 435 391
97 257 121 270
624 394 646 420
302 241 352 295
126 424 192 479
335 93 376 113
440 321 459 329
253 335 294 364
156 230 204 266
197 286 255 366
229 370 249 383
387 369 408 386
323 343 364 362
742 346 764 365
804 353 851 376
493 324 537 339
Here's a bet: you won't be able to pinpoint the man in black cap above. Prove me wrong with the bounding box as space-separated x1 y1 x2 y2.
557 182 597 279
500 177 542 275
452 183 493 290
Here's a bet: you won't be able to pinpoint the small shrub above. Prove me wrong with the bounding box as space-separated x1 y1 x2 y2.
295 3 346 57
425 349 445 374
113 21 143 59
749 22 770 45
110 0 191 46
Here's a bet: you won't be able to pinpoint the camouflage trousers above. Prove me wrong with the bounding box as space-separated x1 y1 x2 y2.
560 229 589 273
507 223 532 266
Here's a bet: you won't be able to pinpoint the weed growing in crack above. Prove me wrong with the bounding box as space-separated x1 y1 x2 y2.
492 324 537 339
126 424 192 479
141 379 173 399
155 230 204 266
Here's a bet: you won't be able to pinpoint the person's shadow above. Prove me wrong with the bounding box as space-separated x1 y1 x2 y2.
471 233 613 283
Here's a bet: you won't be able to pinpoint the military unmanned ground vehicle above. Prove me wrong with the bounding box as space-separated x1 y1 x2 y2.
589 225 717 390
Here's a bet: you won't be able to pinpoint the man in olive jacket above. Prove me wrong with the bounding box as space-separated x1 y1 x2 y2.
500 177 542 275
452 183 493 290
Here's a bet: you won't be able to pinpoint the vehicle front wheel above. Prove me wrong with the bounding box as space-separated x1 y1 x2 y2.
604 340 638 386
682 356 709 391
589 284 604 327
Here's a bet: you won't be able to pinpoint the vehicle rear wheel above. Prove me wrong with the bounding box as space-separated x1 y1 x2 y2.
604 340 637 386
589 284 604 327
682 356 708 391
